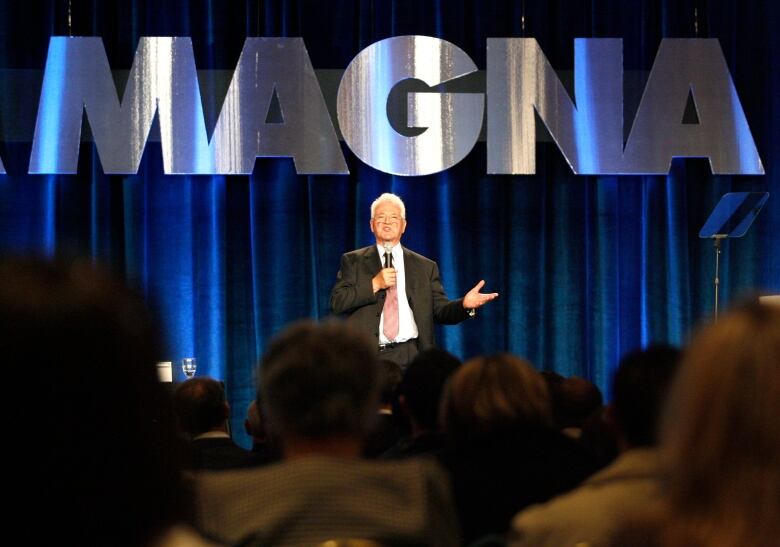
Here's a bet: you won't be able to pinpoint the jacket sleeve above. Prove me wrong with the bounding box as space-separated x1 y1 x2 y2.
430 261 470 325
330 252 379 315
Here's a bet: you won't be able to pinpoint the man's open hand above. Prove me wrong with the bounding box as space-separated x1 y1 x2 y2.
463 280 499 309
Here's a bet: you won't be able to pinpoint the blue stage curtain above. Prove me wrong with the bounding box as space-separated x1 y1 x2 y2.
0 0 777 447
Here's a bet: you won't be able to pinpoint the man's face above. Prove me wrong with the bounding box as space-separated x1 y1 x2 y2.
371 201 407 247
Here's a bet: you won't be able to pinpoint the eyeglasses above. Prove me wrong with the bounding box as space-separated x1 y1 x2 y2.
374 215 402 225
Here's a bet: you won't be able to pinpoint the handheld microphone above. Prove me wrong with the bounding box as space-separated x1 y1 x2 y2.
382 242 393 268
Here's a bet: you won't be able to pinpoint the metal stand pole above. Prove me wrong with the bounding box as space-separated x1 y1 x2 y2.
713 236 725 320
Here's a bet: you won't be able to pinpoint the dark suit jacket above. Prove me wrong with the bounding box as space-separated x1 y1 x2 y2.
187 437 254 471
330 245 470 349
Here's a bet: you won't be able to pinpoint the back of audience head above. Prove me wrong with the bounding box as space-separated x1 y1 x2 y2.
398 348 461 433
259 320 379 457
578 405 620 469
378 359 403 407
442 353 552 444
174 376 229 438
612 345 681 449
544 373 603 432
0 256 185 547
245 399 268 442
660 303 780 547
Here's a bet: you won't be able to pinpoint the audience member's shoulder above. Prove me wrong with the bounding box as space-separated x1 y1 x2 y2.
544 426 601 479
187 436 255 471
391 452 452 484
195 454 449 491
148 526 222 547
193 456 458 546
509 448 666 547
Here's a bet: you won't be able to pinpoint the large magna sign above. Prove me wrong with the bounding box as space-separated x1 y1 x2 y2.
6 36 764 176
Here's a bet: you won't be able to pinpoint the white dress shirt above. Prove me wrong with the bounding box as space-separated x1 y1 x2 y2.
377 243 419 344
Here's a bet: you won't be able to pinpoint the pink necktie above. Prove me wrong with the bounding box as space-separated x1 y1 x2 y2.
383 252 399 341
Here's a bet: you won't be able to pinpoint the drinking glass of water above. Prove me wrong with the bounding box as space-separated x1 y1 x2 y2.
181 358 197 379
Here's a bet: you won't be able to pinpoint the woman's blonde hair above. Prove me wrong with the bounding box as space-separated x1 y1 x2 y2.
660 303 780 547
441 353 552 443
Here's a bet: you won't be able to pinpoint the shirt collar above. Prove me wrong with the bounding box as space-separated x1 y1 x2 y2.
376 243 401 259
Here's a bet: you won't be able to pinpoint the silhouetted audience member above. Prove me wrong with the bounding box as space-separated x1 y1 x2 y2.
439 353 595 545
616 304 780 547
546 373 604 439
174 377 253 470
378 359 405 404
384 348 461 458
0 257 213 547
364 359 404 457
192 321 459 546
244 399 279 465
544 371 615 470
510 345 681 547
578 405 620 470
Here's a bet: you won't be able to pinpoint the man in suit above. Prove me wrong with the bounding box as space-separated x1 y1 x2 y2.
330 192 498 367
174 377 254 470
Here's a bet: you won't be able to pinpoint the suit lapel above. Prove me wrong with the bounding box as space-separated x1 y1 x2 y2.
362 245 383 278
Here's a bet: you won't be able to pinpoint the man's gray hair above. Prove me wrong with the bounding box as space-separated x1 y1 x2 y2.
371 193 406 219
259 320 380 439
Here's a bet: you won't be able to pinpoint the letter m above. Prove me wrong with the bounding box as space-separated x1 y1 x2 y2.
30 37 211 174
